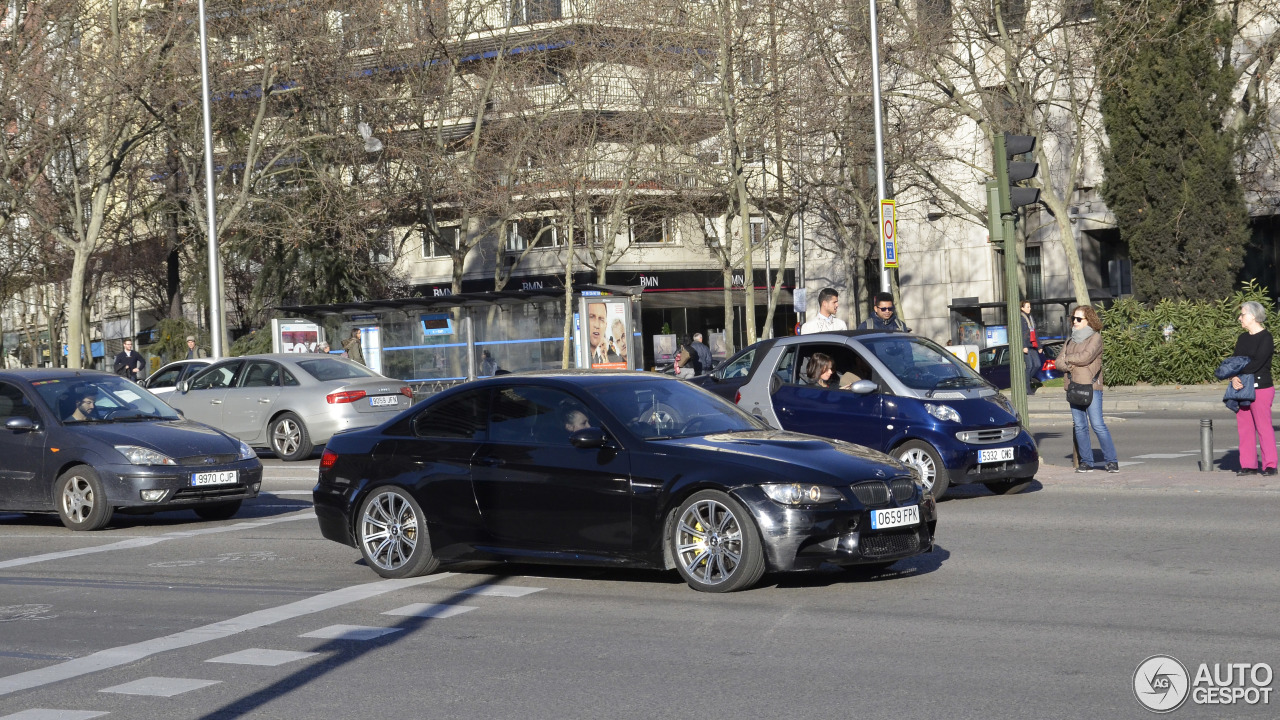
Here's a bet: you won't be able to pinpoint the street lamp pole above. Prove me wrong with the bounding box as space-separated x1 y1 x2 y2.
868 0 891 294
196 0 223 358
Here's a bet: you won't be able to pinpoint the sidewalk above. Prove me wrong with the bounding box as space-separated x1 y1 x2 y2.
1031 461 1280 493
1023 382 1224 414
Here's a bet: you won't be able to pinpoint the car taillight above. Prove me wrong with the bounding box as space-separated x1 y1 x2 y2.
1044 359 1056 371
734 390 742 404
320 449 338 470
400 386 413 399
327 389 367 404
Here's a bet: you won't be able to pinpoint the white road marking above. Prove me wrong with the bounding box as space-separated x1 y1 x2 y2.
1117 461 1144 467
0 537 167 570
0 512 315 570
382 603 478 619
299 625 402 641
100 676 220 697
0 574 453 696
460 585 545 598
0 711 108 720
207 648 318 666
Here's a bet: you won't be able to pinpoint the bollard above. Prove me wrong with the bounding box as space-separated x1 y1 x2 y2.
1200 418 1213 471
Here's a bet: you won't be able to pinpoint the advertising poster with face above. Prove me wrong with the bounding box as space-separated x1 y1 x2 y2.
585 299 630 369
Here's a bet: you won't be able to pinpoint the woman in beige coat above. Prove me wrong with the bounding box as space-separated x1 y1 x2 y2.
1057 305 1118 473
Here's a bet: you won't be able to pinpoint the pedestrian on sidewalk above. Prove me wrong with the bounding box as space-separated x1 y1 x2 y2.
1229 301 1276 476
1058 305 1119 473
1020 300 1039 395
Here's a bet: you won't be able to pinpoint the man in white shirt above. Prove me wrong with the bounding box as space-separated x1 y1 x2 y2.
799 288 848 335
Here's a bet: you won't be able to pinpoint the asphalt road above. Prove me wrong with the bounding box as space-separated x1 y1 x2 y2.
1 457 1277 719
1031 408 1257 472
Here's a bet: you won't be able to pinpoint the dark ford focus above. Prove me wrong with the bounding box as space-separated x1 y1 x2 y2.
314 372 937 592
0 370 262 530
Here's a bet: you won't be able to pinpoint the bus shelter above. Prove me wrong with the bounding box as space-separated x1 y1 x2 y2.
275 285 643 393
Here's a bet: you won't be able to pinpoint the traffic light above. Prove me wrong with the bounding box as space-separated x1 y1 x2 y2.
994 133 1040 214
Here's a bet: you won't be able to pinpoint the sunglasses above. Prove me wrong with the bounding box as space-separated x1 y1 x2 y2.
1071 316 1086 323
876 306 894 312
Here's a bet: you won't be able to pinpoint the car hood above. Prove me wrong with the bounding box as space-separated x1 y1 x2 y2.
71 419 241 456
653 429 911 484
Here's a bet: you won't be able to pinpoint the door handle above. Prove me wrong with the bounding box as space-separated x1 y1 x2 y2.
258 398 271 404
211 399 222 405
475 456 504 467
778 406 792 415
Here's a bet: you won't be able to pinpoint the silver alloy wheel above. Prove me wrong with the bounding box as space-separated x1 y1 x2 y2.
899 446 938 492
360 490 419 572
271 417 302 456
674 498 744 586
60 474 96 524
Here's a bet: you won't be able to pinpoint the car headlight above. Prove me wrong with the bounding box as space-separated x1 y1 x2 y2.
237 440 257 460
115 445 177 466
761 483 843 505
925 403 960 423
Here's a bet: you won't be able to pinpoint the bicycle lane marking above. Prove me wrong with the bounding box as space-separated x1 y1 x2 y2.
0 573 454 696
0 511 316 570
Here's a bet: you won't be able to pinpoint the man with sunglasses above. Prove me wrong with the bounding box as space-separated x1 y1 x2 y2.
857 292 912 333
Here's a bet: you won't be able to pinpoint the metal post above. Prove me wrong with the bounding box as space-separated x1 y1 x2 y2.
995 134 1028 423
196 0 223 359
868 0 891 294
464 316 476 381
1200 418 1213 471
797 210 805 325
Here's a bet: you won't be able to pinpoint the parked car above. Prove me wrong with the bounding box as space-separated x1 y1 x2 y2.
143 358 213 396
696 330 1039 498
0 369 262 530
167 353 413 461
976 340 1064 390
314 372 937 593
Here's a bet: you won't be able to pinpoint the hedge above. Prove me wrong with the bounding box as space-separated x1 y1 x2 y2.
1098 281 1278 386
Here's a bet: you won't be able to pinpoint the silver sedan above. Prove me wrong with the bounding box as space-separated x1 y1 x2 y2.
167 353 413 461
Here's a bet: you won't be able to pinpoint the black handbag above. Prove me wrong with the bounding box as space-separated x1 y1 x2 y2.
1067 370 1100 406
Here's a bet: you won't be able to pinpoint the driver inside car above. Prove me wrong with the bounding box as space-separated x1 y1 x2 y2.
65 387 98 422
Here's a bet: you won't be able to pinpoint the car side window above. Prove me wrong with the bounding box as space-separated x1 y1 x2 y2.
977 348 997 367
148 366 183 389
282 368 300 386
775 347 798 384
413 390 486 440
239 361 280 388
0 381 38 422
719 349 755 379
190 361 243 390
489 386 598 446
792 344 874 388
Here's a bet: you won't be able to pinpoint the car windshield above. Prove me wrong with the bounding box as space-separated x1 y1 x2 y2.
861 336 987 391
590 378 765 440
294 358 378 382
32 376 181 424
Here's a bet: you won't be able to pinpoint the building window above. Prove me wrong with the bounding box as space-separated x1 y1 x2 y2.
739 57 765 88
918 0 953 29
423 226 459 259
508 217 559 252
1025 244 1042 302
993 0 1026 30
370 232 394 265
509 0 561 25
1062 0 1095 22
749 215 766 247
629 213 673 245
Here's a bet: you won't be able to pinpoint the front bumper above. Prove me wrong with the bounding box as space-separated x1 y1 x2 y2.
936 429 1039 486
734 487 937 572
100 460 262 510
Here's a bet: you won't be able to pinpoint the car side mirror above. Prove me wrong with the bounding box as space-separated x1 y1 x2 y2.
849 379 878 395
177 379 191 394
5 417 37 432
570 427 609 449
